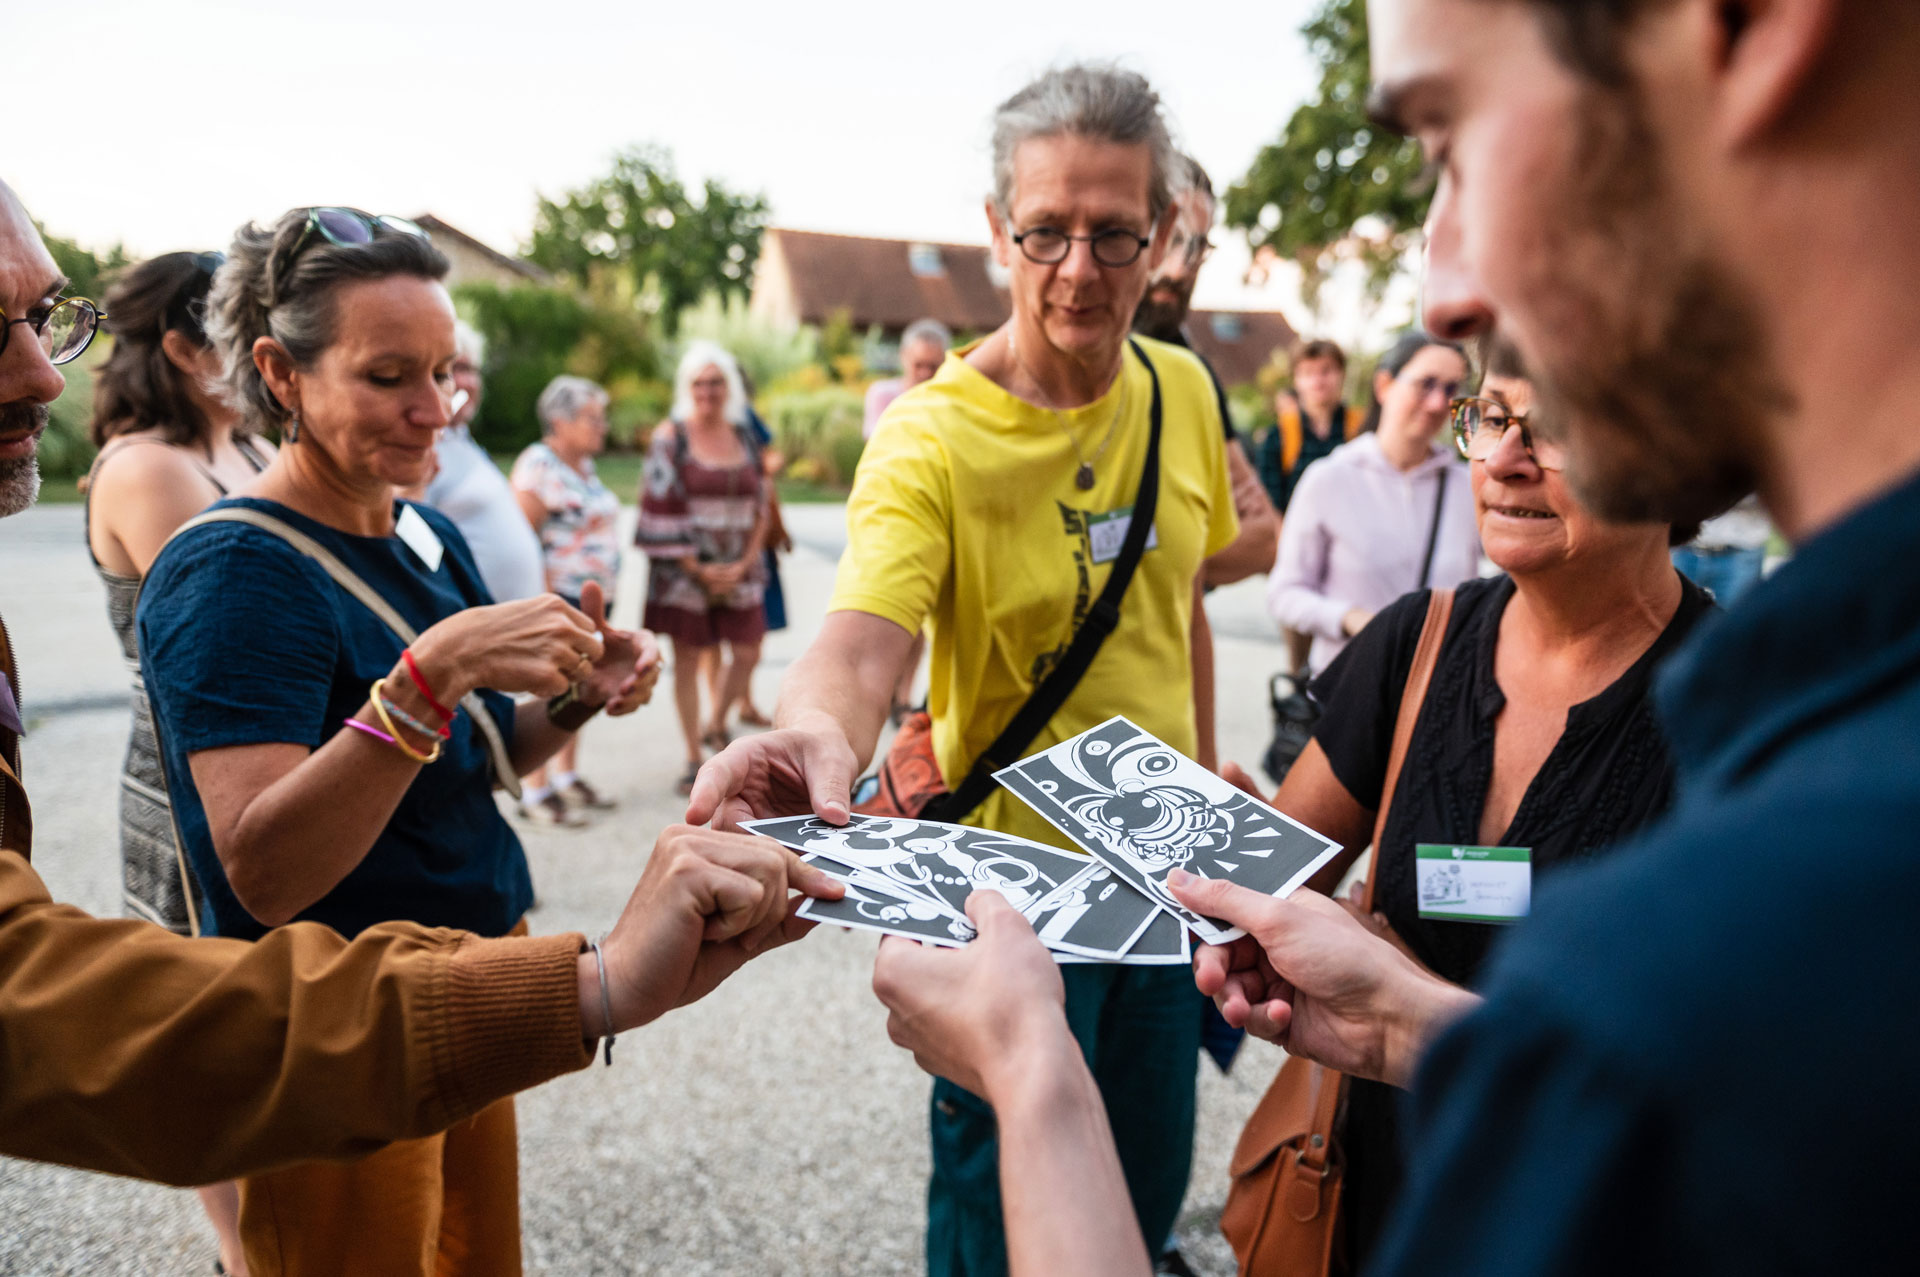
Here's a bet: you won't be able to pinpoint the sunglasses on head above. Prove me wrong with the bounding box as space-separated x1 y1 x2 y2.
269 208 428 306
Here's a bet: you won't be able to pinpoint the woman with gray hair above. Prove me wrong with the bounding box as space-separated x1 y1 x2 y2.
637 341 768 795
511 373 626 823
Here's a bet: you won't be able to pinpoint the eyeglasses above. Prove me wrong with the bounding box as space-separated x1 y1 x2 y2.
1011 226 1151 268
1168 227 1213 270
1 295 107 366
271 208 428 304
1407 375 1463 403
1450 397 1567 470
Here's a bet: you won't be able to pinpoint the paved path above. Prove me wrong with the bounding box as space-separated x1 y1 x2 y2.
0 503 1295 1276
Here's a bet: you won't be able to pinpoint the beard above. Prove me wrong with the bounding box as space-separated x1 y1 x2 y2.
1132 285 1192 344
1516 87 1784 527
0 401 46 518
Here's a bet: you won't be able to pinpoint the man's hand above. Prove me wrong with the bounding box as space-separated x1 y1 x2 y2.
586 826 845 1034
685 712 860 831
871 891 1074 1100
1169 869 1479 1089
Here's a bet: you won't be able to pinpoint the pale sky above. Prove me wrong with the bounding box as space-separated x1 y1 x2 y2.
10 0 1418 345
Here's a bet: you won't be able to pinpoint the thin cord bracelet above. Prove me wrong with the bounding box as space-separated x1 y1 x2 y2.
342 717 398 747
400 649 457 723
373 677 451 740
369 690 443 764
590 936 617 1067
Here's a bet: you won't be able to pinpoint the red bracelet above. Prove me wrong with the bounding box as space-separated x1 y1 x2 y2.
401 649 457 723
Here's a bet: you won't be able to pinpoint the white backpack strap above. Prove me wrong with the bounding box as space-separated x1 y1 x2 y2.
157 508 521 799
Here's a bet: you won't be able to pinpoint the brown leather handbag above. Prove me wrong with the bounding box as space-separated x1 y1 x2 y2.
1219 587 1455 1277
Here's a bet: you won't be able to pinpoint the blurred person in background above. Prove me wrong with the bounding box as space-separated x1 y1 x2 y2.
638 341 769 796
864 317 950 438
1671 493 1771 604
82 247 274 1276
422 321 545 604
138 205 659 1275
708 373 791 730
1131 152 1279 773
1268 330 1479 674
511 374 626 824
1254 337 1362 669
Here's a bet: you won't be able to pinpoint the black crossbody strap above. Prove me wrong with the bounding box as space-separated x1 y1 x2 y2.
932 339 1164 823
1418 466 1450 590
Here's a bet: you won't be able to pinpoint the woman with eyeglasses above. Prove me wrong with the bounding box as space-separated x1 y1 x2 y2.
1227 338 1713 1269
82 250 278 1274
135 207 659 1277
1266 330 1482 675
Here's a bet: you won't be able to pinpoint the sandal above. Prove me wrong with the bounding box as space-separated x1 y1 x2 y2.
737 705 773 728
701 725 731 753
675 762 702 796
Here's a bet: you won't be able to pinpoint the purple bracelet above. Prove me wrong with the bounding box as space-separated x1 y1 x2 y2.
342 716 398 746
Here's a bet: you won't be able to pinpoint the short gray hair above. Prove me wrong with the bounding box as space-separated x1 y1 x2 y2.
900 318 951 354
536 374 608 433
453 319 486 365
991 63 1177 225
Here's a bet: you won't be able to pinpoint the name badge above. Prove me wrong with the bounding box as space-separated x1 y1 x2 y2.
395 503 445 574
1087 506 1159 565
1415 844 1531 923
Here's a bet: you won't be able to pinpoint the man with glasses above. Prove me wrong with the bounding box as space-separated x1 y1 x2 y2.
1132 154 1280 777
0 180 843 1190
848 0 1920 1273
690 64 1239 1275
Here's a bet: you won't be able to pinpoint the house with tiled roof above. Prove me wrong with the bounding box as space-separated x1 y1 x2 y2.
748 227 1296 387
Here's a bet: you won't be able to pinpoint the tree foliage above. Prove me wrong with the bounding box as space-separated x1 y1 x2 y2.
1223 0 1430 310
39 226 129 303
454 282 659 454
526 145 768 337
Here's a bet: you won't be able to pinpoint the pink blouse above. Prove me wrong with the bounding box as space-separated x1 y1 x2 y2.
1267 433 1482 673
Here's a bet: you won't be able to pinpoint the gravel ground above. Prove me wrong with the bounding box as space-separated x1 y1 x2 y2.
0 503 1292 1276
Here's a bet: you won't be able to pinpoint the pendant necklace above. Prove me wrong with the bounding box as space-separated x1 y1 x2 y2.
1008 329 1129 491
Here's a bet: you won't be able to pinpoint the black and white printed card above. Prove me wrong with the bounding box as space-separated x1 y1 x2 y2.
995 716 1343 944
1025 861 1167 959
745 814 1095 923
795 879 977 947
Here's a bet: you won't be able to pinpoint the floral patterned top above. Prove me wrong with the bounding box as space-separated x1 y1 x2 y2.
509 442 622 600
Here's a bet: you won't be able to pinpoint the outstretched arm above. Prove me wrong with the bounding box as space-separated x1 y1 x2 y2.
873 893 1151 1277
0 828 840 1187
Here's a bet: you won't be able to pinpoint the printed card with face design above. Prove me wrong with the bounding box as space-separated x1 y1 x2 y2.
1023 861 1168 959
995 716 1343 944
745 814 1095 923
795 878 977 947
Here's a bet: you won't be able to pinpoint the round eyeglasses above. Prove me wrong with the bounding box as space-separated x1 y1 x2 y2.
1450 397 1566 471
1 296 107 366
1011 226 1152 268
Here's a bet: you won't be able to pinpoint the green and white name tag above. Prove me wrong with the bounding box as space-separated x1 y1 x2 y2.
1088 506 1158 564
1415 844 1532 923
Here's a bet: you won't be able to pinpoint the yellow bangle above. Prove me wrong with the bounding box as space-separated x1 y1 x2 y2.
369 679 443 764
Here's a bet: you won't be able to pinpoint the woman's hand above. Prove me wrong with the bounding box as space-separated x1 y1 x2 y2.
411 595 603 702
571 581 662 715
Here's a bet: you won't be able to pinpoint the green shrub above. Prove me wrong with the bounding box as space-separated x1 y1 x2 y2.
759 384 865 487
41 342 102 481
672 292 818 389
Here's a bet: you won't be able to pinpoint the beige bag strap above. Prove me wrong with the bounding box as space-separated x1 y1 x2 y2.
1299 587 1456 1177
155 507 521 799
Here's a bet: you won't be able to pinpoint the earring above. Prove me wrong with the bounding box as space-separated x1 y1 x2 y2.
285 414 301 444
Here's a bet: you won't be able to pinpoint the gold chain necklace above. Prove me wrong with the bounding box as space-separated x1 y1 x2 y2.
1007 329 1129 491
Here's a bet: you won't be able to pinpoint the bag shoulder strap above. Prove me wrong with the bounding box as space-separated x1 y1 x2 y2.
1296 587 1456 1176
932 338 1163 823
152 506 521 799
1280 409 1304 474
1363 588 1455 914
1417 467 1451 590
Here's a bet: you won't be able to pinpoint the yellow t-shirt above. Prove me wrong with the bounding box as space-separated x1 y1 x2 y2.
830 335 1239 849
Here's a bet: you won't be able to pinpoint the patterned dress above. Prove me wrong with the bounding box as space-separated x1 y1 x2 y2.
509 441 622 603
637 421 768 647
